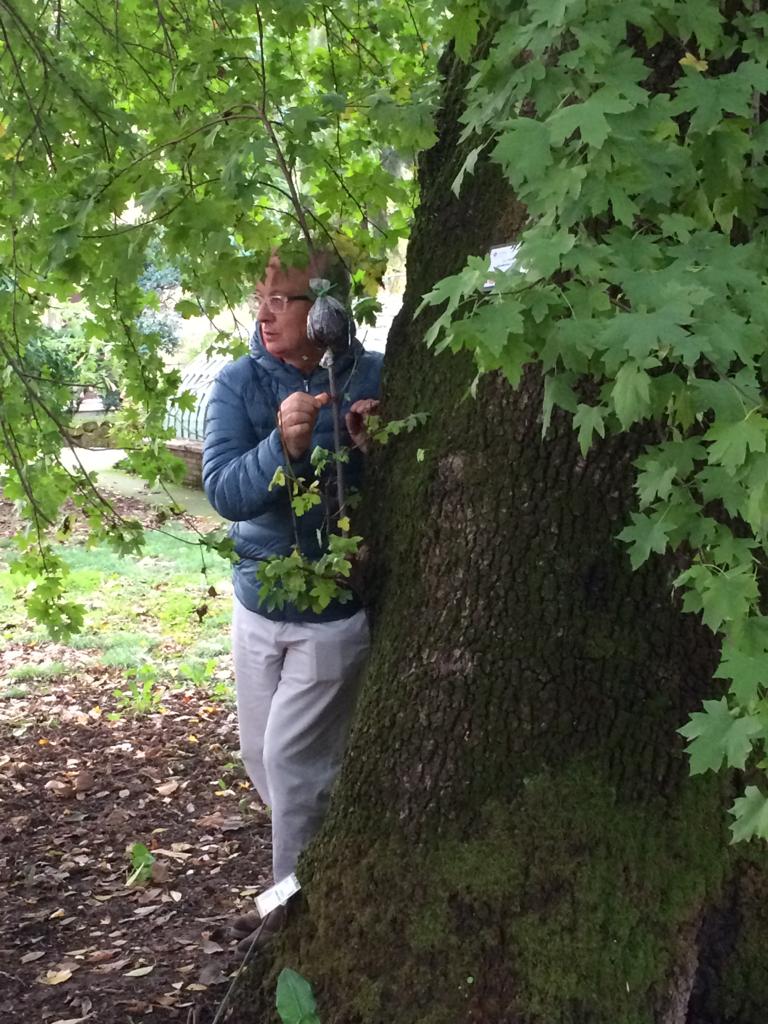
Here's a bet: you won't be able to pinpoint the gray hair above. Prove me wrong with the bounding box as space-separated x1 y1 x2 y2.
309 249 352 304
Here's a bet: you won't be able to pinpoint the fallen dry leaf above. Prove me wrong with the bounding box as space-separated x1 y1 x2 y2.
39 968 75 985
0 607 268 1023
21 950 45 963
196 811 225 828
151 860 170 883
93 957 131 974
116 1000 148 1013
87 949 117 963
44 779 73 798
151 848 191 861
132 905 161 918
221 817 245 832
199 963 229 986
74 770 95 793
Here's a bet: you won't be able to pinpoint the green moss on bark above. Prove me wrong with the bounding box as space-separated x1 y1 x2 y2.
269 764 724 1024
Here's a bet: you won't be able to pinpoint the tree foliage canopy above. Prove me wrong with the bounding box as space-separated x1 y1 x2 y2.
0 0 440 627
3 0 768 839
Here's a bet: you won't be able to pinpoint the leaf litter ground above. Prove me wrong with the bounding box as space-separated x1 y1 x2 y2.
0 495 273 1023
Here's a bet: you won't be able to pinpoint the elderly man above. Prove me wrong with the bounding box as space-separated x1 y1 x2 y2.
202 252 381 944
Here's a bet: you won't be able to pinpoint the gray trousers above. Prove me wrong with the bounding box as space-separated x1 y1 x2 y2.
231 598 371 881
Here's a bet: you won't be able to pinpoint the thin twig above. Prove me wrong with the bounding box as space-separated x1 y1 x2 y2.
254 3 315 253
403 0 427 55
209 919 268 1024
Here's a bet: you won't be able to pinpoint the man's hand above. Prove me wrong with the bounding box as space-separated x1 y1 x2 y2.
346 399 380 454
278 392 330 460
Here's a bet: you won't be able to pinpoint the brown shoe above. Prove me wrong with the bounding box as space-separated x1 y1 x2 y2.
228 908 262 939
230 904 288 955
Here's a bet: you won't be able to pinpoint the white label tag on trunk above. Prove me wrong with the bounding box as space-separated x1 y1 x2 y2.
490 243 519 272
256 873 301 918
485 243 520 288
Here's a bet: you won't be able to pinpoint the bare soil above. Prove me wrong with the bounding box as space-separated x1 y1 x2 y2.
0 495 272 1023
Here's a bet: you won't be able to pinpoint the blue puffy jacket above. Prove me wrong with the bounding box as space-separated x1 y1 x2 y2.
202 326 383 622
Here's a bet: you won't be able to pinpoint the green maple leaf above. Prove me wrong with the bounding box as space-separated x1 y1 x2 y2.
617 511 670 568
175 299 200 318
706 415 768 473
708 531 759 569
572 404 606 455
450 1 482 62
528 0 570 28
671 68 754 135
600 307 690 367
520 226 576 278
310 576 340 612
678 699 761 774
697 466 747 517
694 379 752 422
450 298 524 357
611 362 651 428
547 87 637 149
714 648 768 705
492 119 553 189
635 460 677 508
730 787 768 844
541 374 578 435
698 565 758 633
452 144 483 196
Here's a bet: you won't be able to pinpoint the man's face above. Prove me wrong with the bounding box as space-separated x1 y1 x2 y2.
255 259 315 366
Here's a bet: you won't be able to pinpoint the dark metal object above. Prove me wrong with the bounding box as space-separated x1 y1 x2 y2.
321 348 346 522
306 293 353 357
306 285 354 528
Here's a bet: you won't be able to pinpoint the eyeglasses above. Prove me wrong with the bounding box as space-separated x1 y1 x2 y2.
253 293 312 315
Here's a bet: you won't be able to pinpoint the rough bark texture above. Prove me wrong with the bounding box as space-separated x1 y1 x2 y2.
231 46 768 1024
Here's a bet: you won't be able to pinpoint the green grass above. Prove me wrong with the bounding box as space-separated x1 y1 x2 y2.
184 635 231 660
0 684 31 700
6 660 72 682
0 526 234 693
0 659 78 701
100 634 152 668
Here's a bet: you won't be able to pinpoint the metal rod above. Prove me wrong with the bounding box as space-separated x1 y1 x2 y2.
325 349 346 528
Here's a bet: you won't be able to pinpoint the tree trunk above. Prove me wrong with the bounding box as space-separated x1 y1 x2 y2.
232 46 768 1024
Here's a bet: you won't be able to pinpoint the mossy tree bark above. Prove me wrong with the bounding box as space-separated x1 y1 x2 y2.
232 45 768 1024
